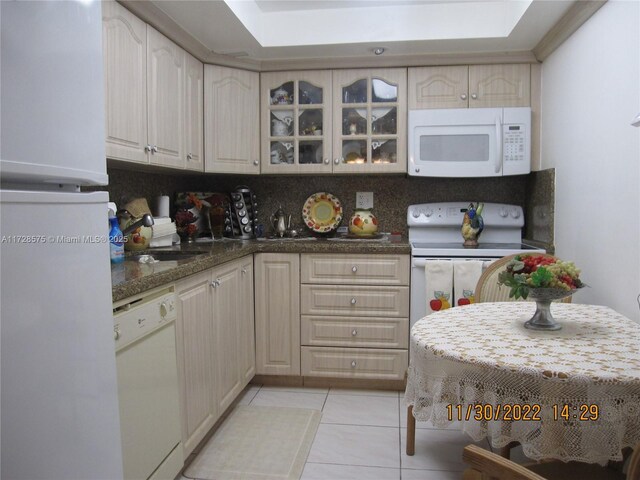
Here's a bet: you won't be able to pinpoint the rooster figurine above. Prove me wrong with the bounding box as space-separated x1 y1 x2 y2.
461 202 484 247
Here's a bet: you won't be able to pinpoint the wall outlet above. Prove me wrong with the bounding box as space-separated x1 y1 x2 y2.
356 192 373 209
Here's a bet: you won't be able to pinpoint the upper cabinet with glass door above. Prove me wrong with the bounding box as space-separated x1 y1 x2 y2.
261 71 332 174
332 69 407 174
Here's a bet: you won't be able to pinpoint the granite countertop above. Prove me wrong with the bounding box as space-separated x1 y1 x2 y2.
112 236 411 302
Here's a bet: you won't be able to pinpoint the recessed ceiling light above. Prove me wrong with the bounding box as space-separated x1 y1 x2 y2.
373 47 385 55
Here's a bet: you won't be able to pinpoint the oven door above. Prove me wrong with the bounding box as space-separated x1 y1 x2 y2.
410 256 499 329
408 108 502 178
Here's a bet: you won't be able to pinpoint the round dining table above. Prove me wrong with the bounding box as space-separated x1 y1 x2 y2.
404 302 640 465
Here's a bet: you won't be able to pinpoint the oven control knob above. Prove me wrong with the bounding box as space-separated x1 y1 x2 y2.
510 208 521 219
499 207 508 218
412 210 420 218
424 208 433 217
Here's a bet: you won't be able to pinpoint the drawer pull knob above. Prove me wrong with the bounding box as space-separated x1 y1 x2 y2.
350 298 357 305
352 266 358 273
351 329 358 336
351 360 357 368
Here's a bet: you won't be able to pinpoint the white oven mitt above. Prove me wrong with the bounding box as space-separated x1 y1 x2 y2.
424 261 454 314
453 261 484 307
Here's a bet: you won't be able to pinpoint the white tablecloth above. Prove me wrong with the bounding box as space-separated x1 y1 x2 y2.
405 302 640 464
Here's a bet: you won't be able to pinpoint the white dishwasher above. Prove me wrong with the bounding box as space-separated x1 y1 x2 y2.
114 287 183 480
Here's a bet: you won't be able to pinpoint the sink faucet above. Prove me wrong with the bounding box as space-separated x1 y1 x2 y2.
121 213 154 236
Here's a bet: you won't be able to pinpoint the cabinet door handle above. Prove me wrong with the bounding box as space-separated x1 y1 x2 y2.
241 268 247 275
351 329 358 336
460 93 467 100
351 360 357 368
210 279 221 288
144 144 152 153
253 160 259 166
187 153 193 160
350 298 357 305
114 326 120 341
352 266 358 273
324 158 329 164
334 158 341 165
471 93 478 100
151 145 158 153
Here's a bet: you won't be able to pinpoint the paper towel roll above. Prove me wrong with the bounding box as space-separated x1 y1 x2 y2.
154 196 170 218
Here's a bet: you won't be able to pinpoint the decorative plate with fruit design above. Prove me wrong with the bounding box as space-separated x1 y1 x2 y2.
302 192 343 233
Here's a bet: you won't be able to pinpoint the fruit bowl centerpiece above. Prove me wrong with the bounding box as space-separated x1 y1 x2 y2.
498 254 584 331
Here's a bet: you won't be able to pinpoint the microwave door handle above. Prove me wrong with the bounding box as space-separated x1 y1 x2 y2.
495 117 502 173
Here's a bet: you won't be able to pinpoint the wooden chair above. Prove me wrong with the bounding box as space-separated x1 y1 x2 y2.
462 444 640 480
475 253 571 304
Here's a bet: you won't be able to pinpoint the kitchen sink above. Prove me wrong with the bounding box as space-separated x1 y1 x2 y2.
126 252 205 262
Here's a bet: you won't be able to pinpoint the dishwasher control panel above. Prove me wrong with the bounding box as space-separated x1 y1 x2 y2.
113 289 176 351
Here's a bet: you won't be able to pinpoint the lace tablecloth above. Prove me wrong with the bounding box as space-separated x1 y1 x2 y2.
405 302 640 464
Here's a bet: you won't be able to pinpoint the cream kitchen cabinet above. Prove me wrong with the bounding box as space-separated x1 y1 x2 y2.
184 52 204 172
237 257 256 385
332 69 407 174
175 270 216 457
212 256 255 413
175 255 255 457
102 1 148 164
205 66 260 174
261 71 332 174
254 253 301 375
103 2 195 170
146 27 185 169
300 254 409 381
408 64 531 109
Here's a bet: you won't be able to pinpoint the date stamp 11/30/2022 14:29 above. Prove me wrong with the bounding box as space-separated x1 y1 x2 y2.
447 403 600 422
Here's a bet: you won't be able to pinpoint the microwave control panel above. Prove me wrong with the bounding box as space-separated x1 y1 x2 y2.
503 124 526 163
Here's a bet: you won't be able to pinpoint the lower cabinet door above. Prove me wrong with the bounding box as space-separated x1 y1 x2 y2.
255 253 301 375
213 260 243 414
175 271 217 457
238 257 256 385
301 346 408 380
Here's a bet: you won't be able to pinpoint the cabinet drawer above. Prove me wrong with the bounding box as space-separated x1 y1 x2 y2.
301 347 408 380
301 254 409 286
301 285 409 317
301 315 408 349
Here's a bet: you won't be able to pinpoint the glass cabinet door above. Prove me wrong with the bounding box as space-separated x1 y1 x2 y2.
333 69 407 173
261 71 332 174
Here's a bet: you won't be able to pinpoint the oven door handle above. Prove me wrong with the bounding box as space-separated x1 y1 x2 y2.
412 258 496 267
412 258 448 267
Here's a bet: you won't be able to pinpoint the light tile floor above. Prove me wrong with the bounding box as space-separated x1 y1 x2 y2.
186 384 497 480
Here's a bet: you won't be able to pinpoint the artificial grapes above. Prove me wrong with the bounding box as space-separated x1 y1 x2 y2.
508 255 583 291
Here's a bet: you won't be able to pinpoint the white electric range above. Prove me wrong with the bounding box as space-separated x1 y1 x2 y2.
408 202 544 327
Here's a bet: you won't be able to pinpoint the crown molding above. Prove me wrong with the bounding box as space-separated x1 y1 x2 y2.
533 0 607 62
260 51 539 72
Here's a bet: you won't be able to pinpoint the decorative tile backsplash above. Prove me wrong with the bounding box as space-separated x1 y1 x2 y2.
524 168 555 246
93 167 554 244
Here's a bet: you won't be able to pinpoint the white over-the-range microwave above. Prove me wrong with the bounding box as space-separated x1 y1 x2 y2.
408 107 531 177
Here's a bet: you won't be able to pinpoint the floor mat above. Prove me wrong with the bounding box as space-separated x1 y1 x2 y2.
184 405 321 480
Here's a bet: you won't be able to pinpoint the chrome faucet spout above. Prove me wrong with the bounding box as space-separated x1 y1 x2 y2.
122 213 154 236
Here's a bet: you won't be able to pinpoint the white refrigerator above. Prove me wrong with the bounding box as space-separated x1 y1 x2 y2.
1 2 124 479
